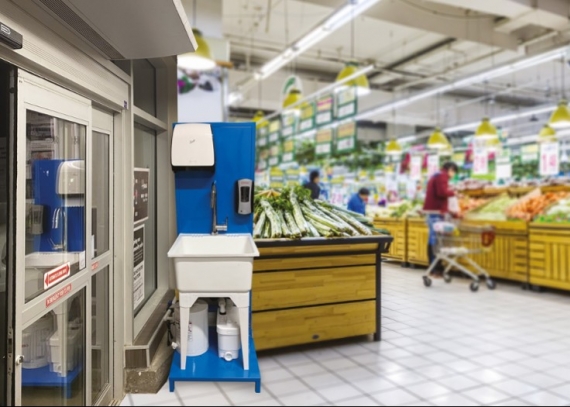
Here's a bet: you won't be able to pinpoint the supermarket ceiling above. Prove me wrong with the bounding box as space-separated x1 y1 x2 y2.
219 0 570 139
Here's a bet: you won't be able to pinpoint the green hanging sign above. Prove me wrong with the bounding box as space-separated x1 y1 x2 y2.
299 102 316 133
256 123 269 148
268 119 281 145
282 138 296 163
281 112 297 139
336 121 357 153
257 148 269 171
269 167 284 189
315 128 333 157
316 94 334 127
336 86 358 120
286 168 300 186
268 144 281 167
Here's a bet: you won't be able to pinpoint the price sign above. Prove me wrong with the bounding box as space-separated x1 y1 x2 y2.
336 121 357 153
540 142 560 176
410 155 422 180
299 102 316 132
316 94 334 127
336 87 357 120
315 128 333 157
268 119 281 144
281 139 295 163
472 148 489 176
427 155 439 177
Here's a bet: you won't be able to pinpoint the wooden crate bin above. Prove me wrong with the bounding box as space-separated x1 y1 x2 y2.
529 223 570 291
459 220 528 282
252 236 392 351
373 217 407 263
406 218 430 266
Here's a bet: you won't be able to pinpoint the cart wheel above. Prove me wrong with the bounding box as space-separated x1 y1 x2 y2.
423 276 432 287
470 282 479 292
443 274 452 283
486 279 497 290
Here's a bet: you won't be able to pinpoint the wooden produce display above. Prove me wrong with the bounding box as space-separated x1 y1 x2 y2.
459 220 528 282
529 223 570 290
251 236 392 351
373 217 407 263
406 218 430 266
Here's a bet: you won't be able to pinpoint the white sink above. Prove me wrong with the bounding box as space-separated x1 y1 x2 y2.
167 234 260 293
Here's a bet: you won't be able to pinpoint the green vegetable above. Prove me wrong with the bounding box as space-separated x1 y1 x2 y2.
253 212 266 239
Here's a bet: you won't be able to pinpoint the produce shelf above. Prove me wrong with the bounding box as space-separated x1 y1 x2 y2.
406 218 430 267
252 236 392 350
529 223 570 291
373 217 407 263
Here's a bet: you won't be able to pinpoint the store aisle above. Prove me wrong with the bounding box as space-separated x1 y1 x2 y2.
121 264 570 406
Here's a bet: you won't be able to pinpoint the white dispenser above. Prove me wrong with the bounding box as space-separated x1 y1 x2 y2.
174 300 209 357
217 299 241 362
171 123 215 169
56 160 85 195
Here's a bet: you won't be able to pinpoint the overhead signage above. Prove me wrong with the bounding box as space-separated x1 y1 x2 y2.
299 102 316 133
282 139 295 163
268 144 281 167
336 121 357 153
472 147 489 176
256 123 268 148
336 87 357 120
540 142 560 176
44 262 71 289
269 168 284 189
268 119 281 144
410 155 422 181
286 168 300 186
315 128 333 157
427 155 440 177
316 94 334 127
496 150 512 180
281 112 297 139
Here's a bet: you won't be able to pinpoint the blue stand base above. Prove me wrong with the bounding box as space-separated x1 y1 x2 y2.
22 364 82 399
169 328 261 393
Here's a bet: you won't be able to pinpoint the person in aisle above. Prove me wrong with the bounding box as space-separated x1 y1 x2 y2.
347 187 371 215
303 170 321 199
423 161 459 277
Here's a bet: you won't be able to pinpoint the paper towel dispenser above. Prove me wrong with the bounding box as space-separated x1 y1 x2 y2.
57 160 85 195
171 123 215 170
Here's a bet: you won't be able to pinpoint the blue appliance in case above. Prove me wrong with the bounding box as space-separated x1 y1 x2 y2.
169 122 261 392
33 159 85 253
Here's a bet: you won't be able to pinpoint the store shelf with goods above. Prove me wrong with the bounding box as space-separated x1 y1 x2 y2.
406 218 430 267
373 217 407 263
460 220 529 283
251 236 392 350
529 223 570 291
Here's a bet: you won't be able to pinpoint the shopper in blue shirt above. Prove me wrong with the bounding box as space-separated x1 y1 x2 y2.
347 188 370 215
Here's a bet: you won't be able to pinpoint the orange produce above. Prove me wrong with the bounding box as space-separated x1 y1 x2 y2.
506 192 570 221
459 197 489 213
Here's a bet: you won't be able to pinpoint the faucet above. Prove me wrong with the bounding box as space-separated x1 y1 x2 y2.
211 182 228 235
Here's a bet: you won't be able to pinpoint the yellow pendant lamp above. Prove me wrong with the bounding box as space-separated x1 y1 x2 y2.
427 128 451 150
336 61 370 97
283 88 303 113
178 29 216 71
549 100 570 129
252 110 266 126
538 124 557 142
385 139 403 156
475 118 499 140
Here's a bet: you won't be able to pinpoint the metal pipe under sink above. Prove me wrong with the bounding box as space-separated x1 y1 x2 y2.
211 181 228 235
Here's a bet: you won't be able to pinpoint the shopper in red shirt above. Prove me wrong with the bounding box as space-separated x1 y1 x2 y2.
423 161 458 276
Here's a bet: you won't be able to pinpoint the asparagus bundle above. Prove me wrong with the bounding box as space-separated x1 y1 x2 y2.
253 186 390 239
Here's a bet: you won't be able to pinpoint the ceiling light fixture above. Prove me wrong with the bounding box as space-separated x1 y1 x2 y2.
336 61 371 96
385 139 403 156
538 124 557 142
282 88 303 114
356 46 569 122
427 128 451 150
549 100 570 129
475 117 499 140
255 0 382 81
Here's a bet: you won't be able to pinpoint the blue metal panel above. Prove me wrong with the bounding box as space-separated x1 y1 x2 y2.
174 122 256 235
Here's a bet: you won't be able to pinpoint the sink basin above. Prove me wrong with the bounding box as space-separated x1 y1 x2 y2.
167 234 260 293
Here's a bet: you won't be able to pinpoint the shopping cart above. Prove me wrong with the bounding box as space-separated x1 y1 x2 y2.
422 211 497 292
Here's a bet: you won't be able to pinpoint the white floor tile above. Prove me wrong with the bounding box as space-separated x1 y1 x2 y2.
120 396 133 406
549 383 570 399
492 399 533 406
428 393 479 406
288 362 328 377
337 366 377 381
260 367 295 383
519 390 570 406
316 383 363 402
352 376 397 394
130 392 181 407
415 365 457 380
371 388 421 406
492 378 539 398
175 381 220 398
461 386 510 405
465 369 508 385
278 391 326 406
385 370 428 387
237 398 281 406
519 371 567 389
438 375 480 392
264 378 310 397
304 372 345 389
320 357 359 371
223 384 271 405
334 396 379 406
406 381 452 399
180 392 230 406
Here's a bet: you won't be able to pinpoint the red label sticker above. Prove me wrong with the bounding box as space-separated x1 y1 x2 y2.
92 261 99 271
43 262 71 289
45 284 72 307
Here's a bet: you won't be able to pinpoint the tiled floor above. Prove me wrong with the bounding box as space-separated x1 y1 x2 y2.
121 264 570 406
